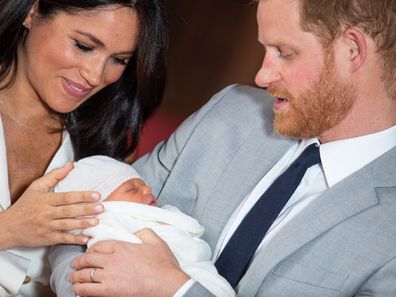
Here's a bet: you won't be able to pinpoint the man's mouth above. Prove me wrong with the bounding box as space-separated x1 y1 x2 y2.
276 97 288 102
274 97 289 111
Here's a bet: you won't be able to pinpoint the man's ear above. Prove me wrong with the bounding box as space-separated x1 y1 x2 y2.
23 2 39 29
342 27 367 73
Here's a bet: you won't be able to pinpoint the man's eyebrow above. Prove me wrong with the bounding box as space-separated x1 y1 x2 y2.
258 38 295 49
75 30 105 47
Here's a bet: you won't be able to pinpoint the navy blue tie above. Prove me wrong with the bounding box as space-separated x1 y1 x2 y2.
215 144 321 288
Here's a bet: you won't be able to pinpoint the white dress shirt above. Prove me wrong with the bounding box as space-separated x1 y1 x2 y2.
176 124 396 296
0 116 74 297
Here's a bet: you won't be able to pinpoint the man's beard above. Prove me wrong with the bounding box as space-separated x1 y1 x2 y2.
268 50 356 139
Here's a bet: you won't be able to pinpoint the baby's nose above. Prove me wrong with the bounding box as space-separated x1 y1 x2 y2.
141 185 152 195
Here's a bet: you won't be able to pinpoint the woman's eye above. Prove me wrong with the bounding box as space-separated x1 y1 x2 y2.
112 56 129 66
74 40 93 52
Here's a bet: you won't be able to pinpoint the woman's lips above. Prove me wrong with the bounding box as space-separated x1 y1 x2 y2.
61 78 92 99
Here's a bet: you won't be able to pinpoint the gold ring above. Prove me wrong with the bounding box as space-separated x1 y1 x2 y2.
90 268 96 283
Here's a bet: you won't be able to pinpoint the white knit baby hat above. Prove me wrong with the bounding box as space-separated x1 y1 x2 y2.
54 155 142 200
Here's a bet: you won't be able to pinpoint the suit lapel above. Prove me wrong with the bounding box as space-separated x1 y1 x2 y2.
238 146 396 295
199 128 293 248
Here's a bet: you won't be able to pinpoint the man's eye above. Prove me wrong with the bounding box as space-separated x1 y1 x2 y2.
74 40 93 52
277 48 295 59
281 52 294 58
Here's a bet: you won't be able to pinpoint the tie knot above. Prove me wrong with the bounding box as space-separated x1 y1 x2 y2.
295 143 321 168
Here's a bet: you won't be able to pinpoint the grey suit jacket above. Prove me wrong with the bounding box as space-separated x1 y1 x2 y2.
50 85 396 297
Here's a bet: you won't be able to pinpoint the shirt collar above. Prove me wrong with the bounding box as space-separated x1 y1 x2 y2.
45 130 74 174
0 116 10 210
319 125 396 187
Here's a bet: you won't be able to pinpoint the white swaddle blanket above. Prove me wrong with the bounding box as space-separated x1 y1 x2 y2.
54 155 234 296
82 201 235 297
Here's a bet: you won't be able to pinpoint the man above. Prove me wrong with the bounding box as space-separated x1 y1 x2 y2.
50 0 396 296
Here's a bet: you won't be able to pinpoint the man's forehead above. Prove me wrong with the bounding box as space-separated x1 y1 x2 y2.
258 0 300 14
257 0 301 27
259 0 298 4
257 0 321 49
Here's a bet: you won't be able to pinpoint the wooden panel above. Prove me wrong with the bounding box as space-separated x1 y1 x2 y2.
136 0 263 156
163 0 262 117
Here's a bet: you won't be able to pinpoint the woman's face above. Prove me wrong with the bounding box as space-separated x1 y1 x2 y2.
20 4 139 113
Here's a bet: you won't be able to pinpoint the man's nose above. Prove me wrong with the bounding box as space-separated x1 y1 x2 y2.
255 57 281 88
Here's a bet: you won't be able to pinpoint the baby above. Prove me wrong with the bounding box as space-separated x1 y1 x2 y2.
54 155 235 297
105 175 157 205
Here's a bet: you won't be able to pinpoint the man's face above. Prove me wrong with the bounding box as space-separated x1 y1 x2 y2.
255 0 356 139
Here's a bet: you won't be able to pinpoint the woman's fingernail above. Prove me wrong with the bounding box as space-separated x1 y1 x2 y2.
88 218 97 226
90 193 100 200
94 204 103 213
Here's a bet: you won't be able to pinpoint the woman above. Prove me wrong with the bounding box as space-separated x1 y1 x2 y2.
0 0 167 295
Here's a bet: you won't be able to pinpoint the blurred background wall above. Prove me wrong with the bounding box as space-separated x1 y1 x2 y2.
136 0 263 156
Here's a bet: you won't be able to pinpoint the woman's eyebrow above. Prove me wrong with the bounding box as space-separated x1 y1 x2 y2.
75 30 105 47
75 30 135 55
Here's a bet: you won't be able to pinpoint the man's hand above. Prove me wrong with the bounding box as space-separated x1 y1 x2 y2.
70 229 190 297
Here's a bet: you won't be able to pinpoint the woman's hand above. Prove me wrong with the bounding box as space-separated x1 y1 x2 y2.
0 162 104 250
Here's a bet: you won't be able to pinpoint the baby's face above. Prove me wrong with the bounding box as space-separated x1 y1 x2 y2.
106 178 157 206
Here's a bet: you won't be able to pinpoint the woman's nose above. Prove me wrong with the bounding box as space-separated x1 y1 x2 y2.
80 58 105 87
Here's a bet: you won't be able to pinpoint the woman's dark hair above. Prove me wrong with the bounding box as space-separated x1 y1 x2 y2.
0 0 167 160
